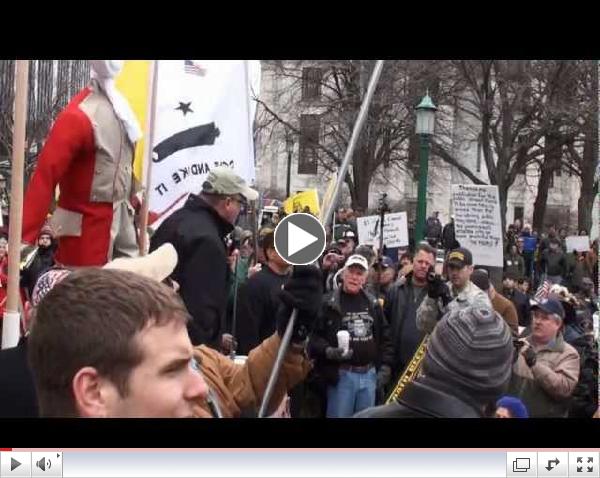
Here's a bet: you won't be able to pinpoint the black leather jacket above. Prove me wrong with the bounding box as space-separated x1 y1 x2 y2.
355 377 483 418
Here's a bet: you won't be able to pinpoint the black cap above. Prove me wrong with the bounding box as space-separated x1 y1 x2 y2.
471 269 490 291
446 247 473 268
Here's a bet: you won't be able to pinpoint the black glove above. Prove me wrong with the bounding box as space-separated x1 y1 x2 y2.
325 346 354 361
512 339 526 364
427 272 451 305
523 346 537 367
276 265 323 342
377 365 392 388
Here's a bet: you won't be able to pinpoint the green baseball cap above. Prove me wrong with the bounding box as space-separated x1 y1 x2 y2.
202 167 258 201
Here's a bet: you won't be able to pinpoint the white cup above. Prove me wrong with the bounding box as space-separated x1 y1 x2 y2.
337 330 350 353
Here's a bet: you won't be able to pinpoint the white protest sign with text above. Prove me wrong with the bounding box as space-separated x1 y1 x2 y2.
356 212 409 248
451 184 503 267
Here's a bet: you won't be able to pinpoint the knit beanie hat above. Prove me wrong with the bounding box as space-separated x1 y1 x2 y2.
496 395 529 418
31 268 72 307
422 305 513 402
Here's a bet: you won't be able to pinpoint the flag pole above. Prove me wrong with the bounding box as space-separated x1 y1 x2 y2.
257 60 385 417
2 60 29 349
138 60 159 256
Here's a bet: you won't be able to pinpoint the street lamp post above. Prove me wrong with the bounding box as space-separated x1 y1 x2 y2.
285 132 294 198
414 92 438 244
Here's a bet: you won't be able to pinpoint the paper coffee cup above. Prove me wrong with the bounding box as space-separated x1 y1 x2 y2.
337 330 350 353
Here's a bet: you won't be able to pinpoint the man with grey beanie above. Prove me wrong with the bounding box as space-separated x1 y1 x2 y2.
355 305 514 417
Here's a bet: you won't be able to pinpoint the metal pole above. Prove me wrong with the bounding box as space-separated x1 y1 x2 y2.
257 60 385 417
138 60 159 256
229 253 240 359
2 60 29 349
414 134 430 244
286 150 292 198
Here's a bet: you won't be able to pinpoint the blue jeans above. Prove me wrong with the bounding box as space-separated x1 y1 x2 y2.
326 367 377 417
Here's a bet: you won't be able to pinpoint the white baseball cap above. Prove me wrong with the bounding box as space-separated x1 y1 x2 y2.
345 254 369 271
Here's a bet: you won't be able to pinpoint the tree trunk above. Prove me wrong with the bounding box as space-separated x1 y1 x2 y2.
532 165 553 232
533 132 561 231
578 130 597 233
579 61 599 233
351 162 370 210
498 183 509 237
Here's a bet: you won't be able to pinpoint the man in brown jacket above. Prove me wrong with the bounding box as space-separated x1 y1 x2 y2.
471 270 519 336
28 246 320 418
508 296 580 417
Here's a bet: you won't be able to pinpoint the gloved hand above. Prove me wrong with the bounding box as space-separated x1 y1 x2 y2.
427 273 450 303
276 265 323 342
522 346 537 367
325 346 354 361
512 339 526 364
377 365 392 388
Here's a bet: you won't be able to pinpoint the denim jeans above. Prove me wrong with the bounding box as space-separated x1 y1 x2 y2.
326 367 377 418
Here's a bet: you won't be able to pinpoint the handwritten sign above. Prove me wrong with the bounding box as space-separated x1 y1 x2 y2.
451 184 503 267
356 212 409 248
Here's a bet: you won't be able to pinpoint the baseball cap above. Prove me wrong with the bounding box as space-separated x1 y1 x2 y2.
471 269 490 291
446 247 473 268
202 167 258 201
345 254 369 271
531 297 565 320
343 229 356 240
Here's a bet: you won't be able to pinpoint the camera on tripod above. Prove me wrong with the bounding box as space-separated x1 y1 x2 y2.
377 192 390 214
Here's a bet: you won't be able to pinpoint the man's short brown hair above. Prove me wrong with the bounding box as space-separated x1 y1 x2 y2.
28 268 190 417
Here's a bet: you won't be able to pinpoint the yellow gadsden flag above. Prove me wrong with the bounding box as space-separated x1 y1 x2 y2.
283 189 320 217
115 60 152 182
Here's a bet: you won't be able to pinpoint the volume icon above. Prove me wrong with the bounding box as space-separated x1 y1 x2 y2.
36 457 51 471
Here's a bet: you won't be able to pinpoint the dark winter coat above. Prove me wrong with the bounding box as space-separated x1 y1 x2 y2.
150 194 233 348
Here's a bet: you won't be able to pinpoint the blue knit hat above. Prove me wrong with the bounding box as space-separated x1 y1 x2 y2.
496 396 529 418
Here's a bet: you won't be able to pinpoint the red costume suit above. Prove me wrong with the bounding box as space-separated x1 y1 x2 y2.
22 78 140 267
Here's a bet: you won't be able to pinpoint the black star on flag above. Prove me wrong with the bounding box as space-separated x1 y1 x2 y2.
176 101 193 116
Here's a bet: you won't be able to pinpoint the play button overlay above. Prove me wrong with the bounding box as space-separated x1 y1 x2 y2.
274 213 326 265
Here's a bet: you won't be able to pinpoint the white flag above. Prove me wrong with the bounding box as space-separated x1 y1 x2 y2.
148 60 257 227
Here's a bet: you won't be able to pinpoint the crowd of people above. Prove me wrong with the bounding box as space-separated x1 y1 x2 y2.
0 167 598 419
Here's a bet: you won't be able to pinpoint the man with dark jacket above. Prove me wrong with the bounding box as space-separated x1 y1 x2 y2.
150 167 258 349
21 225 57 299
502 275 531 328
356 305 514 418
540 238 568 286
384 243 436 381
441 216 459 252
235 231 291 355
309 254 394 417
425 211 442 248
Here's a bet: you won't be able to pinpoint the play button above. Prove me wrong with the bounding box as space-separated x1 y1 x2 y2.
274 213 326 265
11 458 21 471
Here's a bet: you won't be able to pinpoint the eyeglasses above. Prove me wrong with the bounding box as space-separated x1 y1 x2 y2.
229 196 247 207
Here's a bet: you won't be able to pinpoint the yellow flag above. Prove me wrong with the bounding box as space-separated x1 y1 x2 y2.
283 189 320 217
115 60 151 182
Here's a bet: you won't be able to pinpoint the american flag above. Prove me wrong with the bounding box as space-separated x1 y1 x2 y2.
533 280 550 302
184 60 206 76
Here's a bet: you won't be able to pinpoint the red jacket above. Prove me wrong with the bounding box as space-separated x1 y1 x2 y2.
22 82 135 266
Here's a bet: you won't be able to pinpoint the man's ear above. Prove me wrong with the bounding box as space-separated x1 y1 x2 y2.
72 367 115 418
